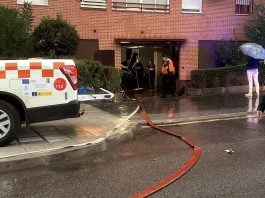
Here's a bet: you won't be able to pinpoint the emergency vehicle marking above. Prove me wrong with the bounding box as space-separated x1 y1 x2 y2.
31 91 53 96
22 79 30 84
0 62 64 79
0 71 6 79
37 91 52 96
53 62 64 69
21 77 53 97
18 70 30 78
5 63 18 70
54 78 67 91
42 69 54 77
30 62 42 70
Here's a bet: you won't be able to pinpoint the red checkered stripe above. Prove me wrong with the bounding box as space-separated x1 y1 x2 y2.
0 62 64 79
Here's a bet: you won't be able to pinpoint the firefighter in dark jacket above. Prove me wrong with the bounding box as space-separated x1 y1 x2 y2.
132 58 144 89
147 59 156 90
161 54 176 97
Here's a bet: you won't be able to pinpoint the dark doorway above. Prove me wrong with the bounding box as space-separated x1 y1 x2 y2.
117 39 185 93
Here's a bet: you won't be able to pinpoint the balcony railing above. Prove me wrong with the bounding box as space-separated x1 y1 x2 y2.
112 2 169 13
80 0 107 9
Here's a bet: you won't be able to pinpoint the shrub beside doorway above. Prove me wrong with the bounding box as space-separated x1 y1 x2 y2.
187 64 265 96
76 59 121 93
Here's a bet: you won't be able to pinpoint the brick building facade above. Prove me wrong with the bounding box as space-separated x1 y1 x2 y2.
1 0 259 80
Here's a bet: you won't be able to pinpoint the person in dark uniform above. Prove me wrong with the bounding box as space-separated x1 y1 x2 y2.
161 54 176 98
128 52 138 73
121 59 129 93
132 58 144 90
121 59 135 99
147 59 156 91
121 53 140 99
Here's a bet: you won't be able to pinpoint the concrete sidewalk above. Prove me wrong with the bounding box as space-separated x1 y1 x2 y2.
0 102 139 161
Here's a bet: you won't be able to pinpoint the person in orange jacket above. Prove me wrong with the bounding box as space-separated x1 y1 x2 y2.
161 54 176 98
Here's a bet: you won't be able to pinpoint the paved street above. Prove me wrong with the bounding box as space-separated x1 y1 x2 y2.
1 116 265 197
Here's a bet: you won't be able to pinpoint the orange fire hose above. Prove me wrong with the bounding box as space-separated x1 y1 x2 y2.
130 99 202 198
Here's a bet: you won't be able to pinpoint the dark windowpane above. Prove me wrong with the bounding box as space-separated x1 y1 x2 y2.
75 39 98 59
94 50 115 67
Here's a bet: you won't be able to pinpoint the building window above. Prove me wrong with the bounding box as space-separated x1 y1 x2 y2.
235 0 253 15
112 0 169 13
80 0 107 9
17 0 48 5
94 50 115 67
182 0 202 13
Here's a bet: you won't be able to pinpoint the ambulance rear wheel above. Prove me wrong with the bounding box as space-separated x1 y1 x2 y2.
0 100 21 146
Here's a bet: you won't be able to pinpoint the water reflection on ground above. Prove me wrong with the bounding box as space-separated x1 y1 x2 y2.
88 93 260 123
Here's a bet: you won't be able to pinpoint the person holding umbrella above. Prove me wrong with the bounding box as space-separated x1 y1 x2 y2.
240 43 265 97
245 55 260 97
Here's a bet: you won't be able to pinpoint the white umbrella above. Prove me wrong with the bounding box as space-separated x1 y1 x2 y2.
239 43 265 59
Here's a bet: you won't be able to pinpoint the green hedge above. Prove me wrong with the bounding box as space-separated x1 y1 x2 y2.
191 64 265 88
76 59 121 93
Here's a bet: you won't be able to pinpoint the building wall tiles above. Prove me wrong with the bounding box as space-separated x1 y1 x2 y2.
1 0 254 79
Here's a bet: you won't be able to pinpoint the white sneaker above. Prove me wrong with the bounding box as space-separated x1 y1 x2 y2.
245 93 252 97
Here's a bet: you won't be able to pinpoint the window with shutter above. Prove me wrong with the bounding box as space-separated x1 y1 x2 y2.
235 0 253 15
112 0 169 12
80 0 107 9
182 0 202 13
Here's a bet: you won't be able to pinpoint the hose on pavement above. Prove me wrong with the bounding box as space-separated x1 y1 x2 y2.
130 99 202 198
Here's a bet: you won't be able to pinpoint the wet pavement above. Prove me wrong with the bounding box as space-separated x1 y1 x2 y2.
0 101 138 159
96 93 259 123
0 93 260 161
155 118 265 198
1 117 265 197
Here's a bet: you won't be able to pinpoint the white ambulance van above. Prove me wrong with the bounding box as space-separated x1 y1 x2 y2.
0 59 80 146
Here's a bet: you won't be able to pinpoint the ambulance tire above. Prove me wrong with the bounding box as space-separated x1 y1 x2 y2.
0 100 21 147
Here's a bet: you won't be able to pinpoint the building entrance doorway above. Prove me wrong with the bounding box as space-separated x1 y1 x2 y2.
118 39 184 93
